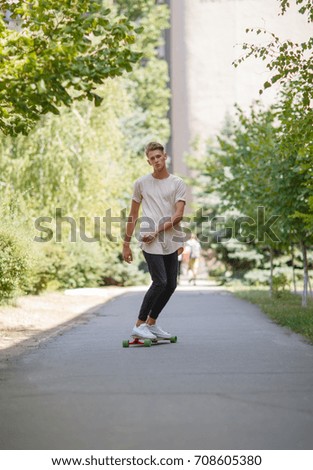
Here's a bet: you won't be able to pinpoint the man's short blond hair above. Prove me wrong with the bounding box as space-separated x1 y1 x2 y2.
145 142 164 156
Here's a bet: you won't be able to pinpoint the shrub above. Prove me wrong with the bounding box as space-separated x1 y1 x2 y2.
28 240 149 290
33 240 107 290
0 225 30 302
243 269 270 286
272 273 290 296
100 249 150 286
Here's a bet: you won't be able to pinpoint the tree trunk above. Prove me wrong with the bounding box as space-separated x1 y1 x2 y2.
308 275 312 298
291 243 297 293
269 246 273 298
301 241 308 307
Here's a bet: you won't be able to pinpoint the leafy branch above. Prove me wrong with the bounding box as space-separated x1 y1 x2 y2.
0 0 143 135
279 0 313 21
233 1 312 106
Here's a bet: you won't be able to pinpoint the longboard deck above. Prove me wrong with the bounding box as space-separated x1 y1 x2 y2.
122 336 177 348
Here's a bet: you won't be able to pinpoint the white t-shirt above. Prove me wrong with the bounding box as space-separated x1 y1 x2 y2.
132 173 187 255
186 238 201 259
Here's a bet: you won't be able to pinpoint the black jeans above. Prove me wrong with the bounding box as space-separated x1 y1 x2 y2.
138 250 178 321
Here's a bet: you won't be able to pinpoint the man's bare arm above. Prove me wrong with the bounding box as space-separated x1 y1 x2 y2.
158 200 185 233
141 200 185 243
122 200 140 263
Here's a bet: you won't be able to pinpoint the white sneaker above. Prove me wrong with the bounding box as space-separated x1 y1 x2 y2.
147 324 172 339
132 323 157 340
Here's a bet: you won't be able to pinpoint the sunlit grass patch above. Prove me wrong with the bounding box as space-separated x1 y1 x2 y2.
231 289 313 344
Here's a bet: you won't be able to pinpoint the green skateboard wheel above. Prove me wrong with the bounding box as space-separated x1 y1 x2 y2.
170 336 177 343
144 339 152 347
122 340 129 348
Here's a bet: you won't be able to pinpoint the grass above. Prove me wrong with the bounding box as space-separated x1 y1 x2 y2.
229 287 313 344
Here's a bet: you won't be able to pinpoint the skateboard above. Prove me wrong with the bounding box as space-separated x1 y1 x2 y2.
122 335 178 348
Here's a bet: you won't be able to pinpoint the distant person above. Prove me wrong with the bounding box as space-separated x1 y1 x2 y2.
122 142 187 340
186 233 201 285
181 243 190 277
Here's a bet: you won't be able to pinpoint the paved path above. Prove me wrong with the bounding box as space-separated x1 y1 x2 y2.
0 288 313 450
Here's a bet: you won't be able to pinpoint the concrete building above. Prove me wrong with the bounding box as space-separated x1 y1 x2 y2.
165 0 311 180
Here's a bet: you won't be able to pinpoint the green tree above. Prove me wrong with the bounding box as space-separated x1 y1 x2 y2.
0 0 142 135
0 79 149 294
273 90 313 305
189 101 312 303
115 0 171 149
231 0 313 304
0 0 171 298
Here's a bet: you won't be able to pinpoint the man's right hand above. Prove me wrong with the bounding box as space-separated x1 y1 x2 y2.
123 244 133 264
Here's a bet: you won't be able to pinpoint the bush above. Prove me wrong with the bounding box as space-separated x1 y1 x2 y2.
0 225 30 302
28 240 149 290
272 273 290 296
0 226 149 303
243 269 270 286
100 249 150 286
32 240 107 290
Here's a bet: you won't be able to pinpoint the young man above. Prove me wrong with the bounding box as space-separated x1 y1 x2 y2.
122 142 187 340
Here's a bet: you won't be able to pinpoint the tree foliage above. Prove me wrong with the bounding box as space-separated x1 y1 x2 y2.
0 0 170 300
115 0 171 150
0 0 142 135
188 98 312 302
233 0 312 106
226 0 313 303
279 0 313 21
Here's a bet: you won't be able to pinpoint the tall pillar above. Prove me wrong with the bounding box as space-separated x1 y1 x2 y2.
167 0 193 211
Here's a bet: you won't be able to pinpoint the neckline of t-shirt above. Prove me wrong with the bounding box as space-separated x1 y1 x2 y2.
150 173 172 181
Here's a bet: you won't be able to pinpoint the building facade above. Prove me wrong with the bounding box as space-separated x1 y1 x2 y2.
166 0 311 180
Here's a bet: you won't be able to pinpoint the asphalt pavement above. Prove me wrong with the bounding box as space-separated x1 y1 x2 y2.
0 287 313 450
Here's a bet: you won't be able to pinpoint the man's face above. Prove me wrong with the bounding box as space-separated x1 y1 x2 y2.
147 149 167 171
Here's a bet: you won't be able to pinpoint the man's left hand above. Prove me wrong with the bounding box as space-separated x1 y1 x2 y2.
141 232 157 244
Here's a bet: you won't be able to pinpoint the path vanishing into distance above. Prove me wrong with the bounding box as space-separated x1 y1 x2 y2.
0 286 313 450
